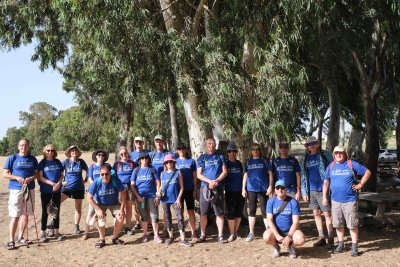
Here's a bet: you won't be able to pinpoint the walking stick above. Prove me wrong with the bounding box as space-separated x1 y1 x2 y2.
28 189 41 246
24 198 29 248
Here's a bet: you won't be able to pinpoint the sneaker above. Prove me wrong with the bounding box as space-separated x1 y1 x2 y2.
313 237 327 247
141 235 148 243
73 224 81 235
17 237 33 244
125 227 135 236
350 243 358 257
165 237 174 245
334 242 345 253
272 244 281 258
227 234 236 242
288 245 297 259
54 233 64 241
153 236 163 244
327 237 335 250
132 224 141 231
180 239 193 247
218 236 228 244
246 233 255 242
46 229 55 237
39 235 48 243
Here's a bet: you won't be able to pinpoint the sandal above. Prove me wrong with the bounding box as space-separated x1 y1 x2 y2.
95 239 105 249
81 232 89 240
218 236 228 244
111 238 125 245
7 241 15 250
197 235 206 243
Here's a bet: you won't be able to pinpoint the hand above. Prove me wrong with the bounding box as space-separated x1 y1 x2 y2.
62 181 68 186
266 186 272 196
137 196 144 203
209 180 218 189
16 177 24 185
24 177 34 184
352 183 362 191
154 198 160 206
52 183 61 192
96 208 106 219
82 179 87 184
275 234 284 243
322 197 328 207
303 195 309 202
117 210 125 220
242 189 247 198
295 191 301 201
282 235 292 246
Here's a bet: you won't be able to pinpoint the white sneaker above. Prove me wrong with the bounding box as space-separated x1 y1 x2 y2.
246 233 255 242
272 244 281 258
288 245 297 259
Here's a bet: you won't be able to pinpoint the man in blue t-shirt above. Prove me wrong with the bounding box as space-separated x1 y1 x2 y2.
148 135 174 176
322 146 371 257
272 141 301 200
3 139 39 250
263 180 305 259
196 137 228 243
87 164 126 248
300 136 334 248
130 136 149 162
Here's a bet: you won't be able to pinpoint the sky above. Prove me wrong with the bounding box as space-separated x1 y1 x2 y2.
0 43 76 138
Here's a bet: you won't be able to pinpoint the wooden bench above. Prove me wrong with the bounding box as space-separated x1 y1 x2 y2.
358 192 400 225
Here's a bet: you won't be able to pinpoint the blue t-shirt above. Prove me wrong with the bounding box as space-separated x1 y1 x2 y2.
149 150 174 176
267 196 301 232
113 160 136 185
88 164 102 182
225 160 243 193
38 159 63 193
130 150 150 163
175 158 196 191
197 153 226 188
88 177 125 206
62 159 88 191
244 157 271 192
4 154 39 190
160 170 180 204
306 154 323 191
272 157 301 192
324 160 367 202
131 167 159 198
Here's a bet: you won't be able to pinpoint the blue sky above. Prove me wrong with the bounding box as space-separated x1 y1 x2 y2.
0 43 76 138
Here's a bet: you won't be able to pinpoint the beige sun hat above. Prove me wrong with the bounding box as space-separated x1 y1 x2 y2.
65 145 82 158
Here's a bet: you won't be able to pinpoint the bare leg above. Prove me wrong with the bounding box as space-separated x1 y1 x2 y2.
216 215 224 237
9 217 19 241
228 219 235 235
74 199 82 225
248 216 256 234
336 227 345 241
187 210 197 237
125 200 133 228
200 215 207 236
234 217 241 234
112 213 125 239
349 227 358 244
19 215 27 239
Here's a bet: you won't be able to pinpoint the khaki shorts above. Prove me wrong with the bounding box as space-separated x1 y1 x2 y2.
92 204 121 227
331 200 358 229
309 191 331 212
8 189 35 217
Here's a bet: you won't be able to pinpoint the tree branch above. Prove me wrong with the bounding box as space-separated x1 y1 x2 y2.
192 0 208 36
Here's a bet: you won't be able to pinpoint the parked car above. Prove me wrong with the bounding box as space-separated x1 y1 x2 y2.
379 149 397 165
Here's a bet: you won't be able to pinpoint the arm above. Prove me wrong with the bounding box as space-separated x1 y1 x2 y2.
215 164 228 185
352 169 371 191
197 167 218 189
322 179 330 206
154 179 161 205
130 182 143 202
267 213 284 242
87 192 106 219
295 172 301 201
242 172 248 198
282 214 300 246
3 169 35 184
267 170 273 196
39 170 62 192
175 172 184 208
192 170 198 199
118 190 127 218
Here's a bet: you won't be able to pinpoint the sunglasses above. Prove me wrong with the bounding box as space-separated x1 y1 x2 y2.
46 150 55 152
306 142 318 147
100 172 110 176
279 146 289 149
275 186 286 190
165 161 175 164
97 153 105 157
227 150 237 153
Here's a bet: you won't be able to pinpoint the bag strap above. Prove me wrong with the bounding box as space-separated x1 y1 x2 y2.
161 170 177 194
274 196 292 217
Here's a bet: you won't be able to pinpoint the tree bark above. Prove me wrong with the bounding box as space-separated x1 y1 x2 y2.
326 86 340 151
168 95 179 150
339 116 345 146
396 92 400 162
347 126 364 162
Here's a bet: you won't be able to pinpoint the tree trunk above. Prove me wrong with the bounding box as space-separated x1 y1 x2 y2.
339 116 345 146
326 86 340 151
317 112 325 145
168 95 179 150
396 95 400 161
347 126 364 162
307 113 315 137
236 131 252 164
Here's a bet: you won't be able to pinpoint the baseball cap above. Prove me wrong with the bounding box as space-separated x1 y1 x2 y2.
306 136 318 144
134 136 144 142
333 146 345 153
227 142 238 152
275 180 286 188
154 135 164 141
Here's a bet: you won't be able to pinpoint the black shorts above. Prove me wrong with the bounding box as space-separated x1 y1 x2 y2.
181 190 195 211
225 191 245 220
199 187 224 216
62 189 85 199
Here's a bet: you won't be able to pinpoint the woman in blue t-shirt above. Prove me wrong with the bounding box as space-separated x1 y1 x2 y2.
242 143 273 242
113 146 139 235
60 145 88 235
38 144 64 242
225 143 245 242
175 143 198 242
82 149 109 240
158 154 192 247
130 152 163 243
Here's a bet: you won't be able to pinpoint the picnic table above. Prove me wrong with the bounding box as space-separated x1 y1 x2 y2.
359 192 400 224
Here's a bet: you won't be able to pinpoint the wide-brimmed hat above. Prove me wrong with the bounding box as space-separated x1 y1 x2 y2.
333 146 345 153
65 145 82 158
92 149 109 162
305 136 318 144
176 143 187 150
163 154 176 165
202 186 218 203
136 152 151 163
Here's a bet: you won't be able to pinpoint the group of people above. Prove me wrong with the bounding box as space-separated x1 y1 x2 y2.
4 135 371 258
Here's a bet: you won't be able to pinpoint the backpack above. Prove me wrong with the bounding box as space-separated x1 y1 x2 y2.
150 150 169 163
92 172 118 194
116 160 135 172
199 153 223 170
303 149 330 171
328 160 360 192
133 167 156 181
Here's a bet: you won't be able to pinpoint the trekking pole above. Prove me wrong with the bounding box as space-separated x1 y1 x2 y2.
24 199 30 248
28 190 40 246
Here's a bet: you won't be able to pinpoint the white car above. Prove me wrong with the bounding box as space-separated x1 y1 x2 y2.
379 149 397 165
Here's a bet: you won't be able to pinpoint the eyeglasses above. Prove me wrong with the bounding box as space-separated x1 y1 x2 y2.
100 172 110 176
275 186 286 190
165 161 174 164
306 142 318 147
47 150 55 152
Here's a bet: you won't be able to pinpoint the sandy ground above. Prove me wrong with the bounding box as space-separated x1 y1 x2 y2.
1 152 400 266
